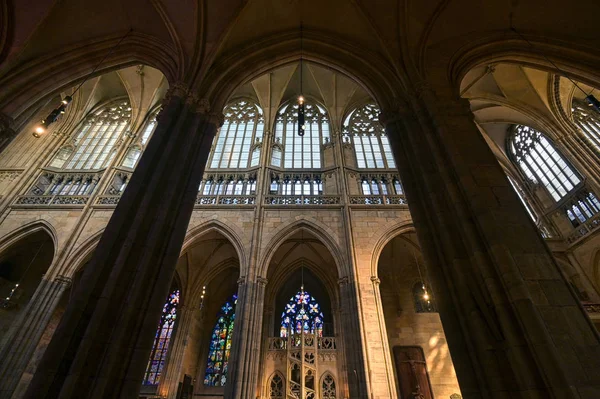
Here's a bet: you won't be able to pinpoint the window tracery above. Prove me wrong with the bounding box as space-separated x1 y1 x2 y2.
273 102 330 169
143 289 180 385
321 373 336 399
344 104 395 169
269 173 323 196
204 294 237 387
572 100 600 153
210 100 264 169
269 373 285 399
509 125 581 202
280 288 324 338
51 101 131 170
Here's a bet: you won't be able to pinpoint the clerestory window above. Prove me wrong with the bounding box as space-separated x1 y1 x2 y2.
50 101 131 170
209 100 264 169
572 100 600 154
509 124 581 202
273 102 330 169
345 104 395 169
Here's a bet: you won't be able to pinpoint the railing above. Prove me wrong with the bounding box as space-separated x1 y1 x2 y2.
583 303 600 315
14 195 90 206
566 213 600 244
349 195 407 205
95 195 121 205
266 336 336 351
195 195 256 205
264 195 341 205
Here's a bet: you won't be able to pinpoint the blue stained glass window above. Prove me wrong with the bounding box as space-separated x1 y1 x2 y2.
143 289 180 385
204 294 238 387
280 288 324 338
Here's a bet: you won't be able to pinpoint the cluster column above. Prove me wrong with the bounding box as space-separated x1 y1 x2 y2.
24 85 223 399
381 87 600 398
0 275 72 398
225 276 268 399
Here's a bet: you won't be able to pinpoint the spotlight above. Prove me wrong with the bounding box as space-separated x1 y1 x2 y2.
298 95 304 104
423 292 430 301
61 96 72 105
32 121 48 138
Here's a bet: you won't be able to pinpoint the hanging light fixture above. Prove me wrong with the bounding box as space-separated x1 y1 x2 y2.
297 22 305 137
32 29 132 138
413 249 432 306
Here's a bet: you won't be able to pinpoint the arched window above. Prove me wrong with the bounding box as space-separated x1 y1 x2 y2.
273 102 330 169
280 288 324 337
413 282 435 313
143 289 180 385
51 101 131 170
572 100 600 153
204 294 237 387
269 373 285 399
209 100 264 169
345 104 395 169
122 109 159 169
321 373 336 399
509 125 581 202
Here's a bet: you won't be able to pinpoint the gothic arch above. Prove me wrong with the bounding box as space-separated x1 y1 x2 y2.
319 372 337 399
0 32 178 128
199 30 406 114
266 371 286 398
448 38 600 96
0 220 58 264
182 220 247 274
258 218 345 279
369 221 417 279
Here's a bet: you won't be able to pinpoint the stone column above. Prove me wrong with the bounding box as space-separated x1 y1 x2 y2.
380 90 600 398
225 276 267 399
24 86 223 399
0 275 71 398
337 276 370 399
158 305 197 399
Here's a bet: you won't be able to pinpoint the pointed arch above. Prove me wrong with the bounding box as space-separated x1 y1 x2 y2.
258 218 344 279
320 372 337 399
0 220 58 262
182 220 247 273
268 371 285 399
0 32 178 128
369 221 417 279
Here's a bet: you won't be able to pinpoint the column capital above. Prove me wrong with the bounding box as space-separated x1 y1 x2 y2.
370 276 381 285
379 98 413 126
257 277 268 287
338 276 349 286
237 276 246 286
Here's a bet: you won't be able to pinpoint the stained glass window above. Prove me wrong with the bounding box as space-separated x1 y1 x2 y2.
280 288 324 337
51 101 131 170
209 100 264 169
204 294 237 387
143 289 180 385
509 125 581 202
572 100 600 154
344 104 396 169
273 102 330 169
